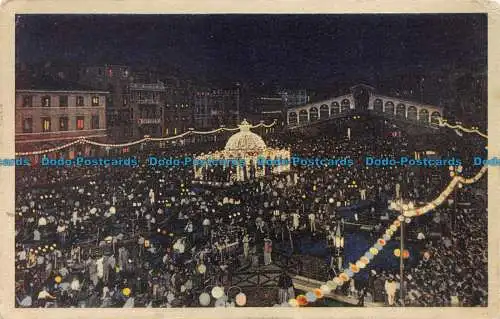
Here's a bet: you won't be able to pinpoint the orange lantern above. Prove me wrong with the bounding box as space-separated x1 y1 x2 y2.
313 289 323 299
393 220 401 227
296 295 308 306
350 264 360 273
377 239 386 246
403 250 410 259
339 273 349 282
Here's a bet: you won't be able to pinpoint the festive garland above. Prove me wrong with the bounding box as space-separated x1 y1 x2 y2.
15 120 277 156
289 118 488 307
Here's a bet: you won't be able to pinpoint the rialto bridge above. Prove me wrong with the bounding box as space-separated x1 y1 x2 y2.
287 84 443 129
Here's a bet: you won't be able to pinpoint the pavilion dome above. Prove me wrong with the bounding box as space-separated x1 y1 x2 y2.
224 120 266 152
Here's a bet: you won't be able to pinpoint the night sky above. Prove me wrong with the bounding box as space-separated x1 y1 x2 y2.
16 14 487 88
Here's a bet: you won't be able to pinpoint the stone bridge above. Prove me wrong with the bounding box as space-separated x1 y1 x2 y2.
287 84 443 129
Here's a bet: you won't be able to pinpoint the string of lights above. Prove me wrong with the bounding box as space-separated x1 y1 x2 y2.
14 120 277 156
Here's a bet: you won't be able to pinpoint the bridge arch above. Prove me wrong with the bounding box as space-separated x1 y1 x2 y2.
320 104 329 119
407 106 417 121
396 103 406 118
288 112 298 126
341 99 350 112
331 101 340 115
310 107 319 122
373 99 383 112
419 109 429 124
298 109 309 124
430 111 441 125
384 101 394 115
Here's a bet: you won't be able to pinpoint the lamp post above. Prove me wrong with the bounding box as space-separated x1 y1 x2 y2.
389 199 414 307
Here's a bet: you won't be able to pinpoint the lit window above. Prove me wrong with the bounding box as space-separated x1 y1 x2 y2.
41 96 51 107
92 96 100 106
59 117 68 131
23 118 33 133
76 116 85 130
76 96 85 106
41 118 51 132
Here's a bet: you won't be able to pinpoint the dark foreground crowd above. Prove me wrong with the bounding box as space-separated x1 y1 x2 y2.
14 118 488 307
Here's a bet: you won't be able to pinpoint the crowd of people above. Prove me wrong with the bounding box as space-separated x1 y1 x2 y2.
14 116 488 308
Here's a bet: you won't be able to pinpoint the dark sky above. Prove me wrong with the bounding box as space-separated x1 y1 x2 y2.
16 14 487 88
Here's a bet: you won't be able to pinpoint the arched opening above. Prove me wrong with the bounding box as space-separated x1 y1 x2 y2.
384 101 394 115
310 107 319 122
396 103 406 118
288 112 298 126
320 104 329 119
341 99 350 113
331 102 340 115
407 106 417 121
430 111 441 125
419 109 429 124
298 110 309 124
373 99 383 112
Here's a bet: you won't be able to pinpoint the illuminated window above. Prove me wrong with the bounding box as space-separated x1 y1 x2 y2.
76 96 85 106
22 96 32 107
59 96 68 107
23 118 32 133
174 128 177 135
92 96 100 106
91 115 99 129
59 117 68 131
41 117 51 132
76 116 85 130
41 96 51 107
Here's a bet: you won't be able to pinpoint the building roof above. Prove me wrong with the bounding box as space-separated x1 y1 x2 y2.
16 75 108 93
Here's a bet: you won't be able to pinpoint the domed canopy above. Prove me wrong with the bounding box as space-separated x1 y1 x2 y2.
224 120 266 152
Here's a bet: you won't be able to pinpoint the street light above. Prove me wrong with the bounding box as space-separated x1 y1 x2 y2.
388 199 414 307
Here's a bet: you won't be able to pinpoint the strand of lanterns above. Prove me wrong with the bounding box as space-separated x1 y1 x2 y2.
437 117 488 139
290 117 489 307
15 120 277 156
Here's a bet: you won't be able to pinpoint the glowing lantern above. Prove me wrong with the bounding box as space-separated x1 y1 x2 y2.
339 273 349 282
288 298 299 307
296 295 308 306
394 249 401 257
235 292 247 306
313 289 323 299
403 250 410 259
378 239 386 246
211 286 224 299
54 276 62 283
369 247 379 255
122 288 131 297
360 256 370 265
199 292 211 306
197 264 206 274
350 264 360 273
320 284 331 294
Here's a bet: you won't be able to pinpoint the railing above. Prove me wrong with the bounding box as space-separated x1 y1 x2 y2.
129 83 166 91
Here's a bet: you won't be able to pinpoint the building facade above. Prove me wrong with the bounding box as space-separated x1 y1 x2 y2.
194 88 240 129
15 87 108 162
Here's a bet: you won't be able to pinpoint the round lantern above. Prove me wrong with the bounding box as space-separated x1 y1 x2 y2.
389 225 398 232
394 249 401 257
339 273 349 282
288 298 299 307
197 264 206 274
235 292 247 306
199 292 211 306
296 295 308 306
211 286 224 299
360 256 370 265
333 277 342 285
374 243 383 250
54 276 62 283
313 288 323 299
369 247 379 255
403 249 410 259
378 239 386 246
364 252 374 259
305 291 317 303
122 287 131 297
320 284 331 294
345 269 354 277
351 264 360 273
393 220 401 227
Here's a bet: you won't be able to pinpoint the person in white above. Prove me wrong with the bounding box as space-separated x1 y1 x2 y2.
308 212 316 232
292 212 300 231
395 183 401 199
149 189 155 204
360 187 367 200
202 218 211 236
243 234 250 259
384 277 397 306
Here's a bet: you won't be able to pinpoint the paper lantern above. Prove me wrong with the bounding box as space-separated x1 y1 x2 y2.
54 276 62 283
382 234 390 241
378 239 386 246
394 249 401 257
327 280 337 289
199 292 211 306
313 288 323 299
364 252 374 259
122 287 131 297
320 284 331 294
351 264 360 273
333 277 342 285
374 243 383 250
389 225 397 232
197 264 206 274
296 295 308 306
305 291 317 303
393 220 401 227
211 286 224 299
339 273 349 282
235 292 247 306
345 269 354 277
403 250 410 259
288 298 299 307
369 247 379 255
360 256 370 266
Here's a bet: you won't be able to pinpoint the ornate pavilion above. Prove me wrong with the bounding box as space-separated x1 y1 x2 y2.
193 120 290 181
